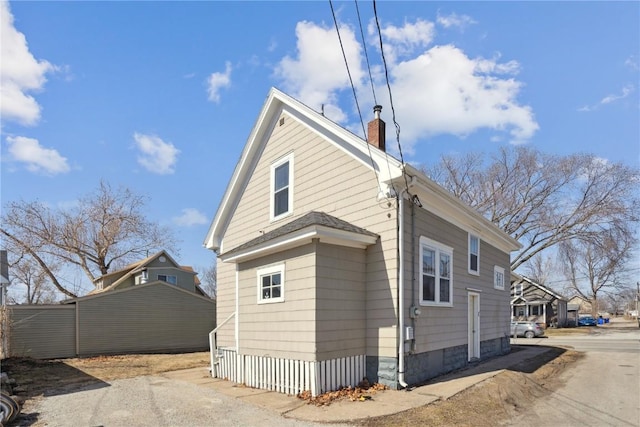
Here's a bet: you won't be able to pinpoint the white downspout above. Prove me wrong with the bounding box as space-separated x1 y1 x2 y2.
398 190 409 389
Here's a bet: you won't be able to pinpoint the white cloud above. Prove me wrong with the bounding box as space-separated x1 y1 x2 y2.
601 85 634 104
133 132 179 175
436 12 477 30
207 62 232 103
172 208 208 227
6 135 70 175
388 45 538 147
275 19 538 148
369 18 435 64
625 55 639 71
275 21 362 122
0 0 56 126
578 84 635 112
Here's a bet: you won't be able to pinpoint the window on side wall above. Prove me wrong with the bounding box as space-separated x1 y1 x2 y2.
468 234 480 275
494 266 505 290
257 264 284 304
419 236 453 307
158 274 177 285
270 154 294 221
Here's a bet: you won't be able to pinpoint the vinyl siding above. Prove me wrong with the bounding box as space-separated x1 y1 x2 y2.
8 305 76 359
406 204 511 352
217 111 398 359
237 244 317 360
76 283 215 356
316 242 366 360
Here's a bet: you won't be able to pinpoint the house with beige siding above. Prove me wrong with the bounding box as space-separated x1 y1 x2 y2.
204 88 521 396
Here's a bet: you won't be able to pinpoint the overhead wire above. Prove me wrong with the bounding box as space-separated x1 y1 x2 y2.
328 0 384 197
354 0 377 106
372 0 412 197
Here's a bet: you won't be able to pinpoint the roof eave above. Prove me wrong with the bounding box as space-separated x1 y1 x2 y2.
219 224 378 264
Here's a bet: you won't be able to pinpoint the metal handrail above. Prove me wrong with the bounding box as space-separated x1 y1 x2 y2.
209 312 236 377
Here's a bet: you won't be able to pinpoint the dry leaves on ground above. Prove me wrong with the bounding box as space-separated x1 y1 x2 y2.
298 381 388 406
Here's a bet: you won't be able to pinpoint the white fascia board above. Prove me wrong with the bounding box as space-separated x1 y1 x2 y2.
219 224 378 264
401 166 521 253
204 87 403 252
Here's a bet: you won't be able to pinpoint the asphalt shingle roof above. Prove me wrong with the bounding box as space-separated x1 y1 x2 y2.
221 211 378 257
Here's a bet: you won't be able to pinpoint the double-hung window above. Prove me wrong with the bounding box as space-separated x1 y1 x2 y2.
270 154 294 220
420 237 453 306
494 266 505 290
257 264 284 304
468 234 480 275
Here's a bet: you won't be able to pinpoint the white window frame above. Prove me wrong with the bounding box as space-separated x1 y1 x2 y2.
257 264 285 304
270 153 294 221
468 234 480 276
494 266 505 290
514 282 523 297
419 236 454 307
157 274 177 285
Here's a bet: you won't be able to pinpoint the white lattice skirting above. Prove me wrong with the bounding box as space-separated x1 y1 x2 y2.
213 348 366 397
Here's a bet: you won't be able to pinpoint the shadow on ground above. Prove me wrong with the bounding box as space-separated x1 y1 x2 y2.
413 345 566 388
1 357 110 398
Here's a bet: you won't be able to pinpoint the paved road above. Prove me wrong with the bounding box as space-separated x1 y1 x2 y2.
508 321 640 427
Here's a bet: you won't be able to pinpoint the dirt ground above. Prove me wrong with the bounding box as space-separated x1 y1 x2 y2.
1 345 583 427
1 351 210 399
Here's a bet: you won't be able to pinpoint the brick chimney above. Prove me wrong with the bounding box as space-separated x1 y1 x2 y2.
367 105 385 152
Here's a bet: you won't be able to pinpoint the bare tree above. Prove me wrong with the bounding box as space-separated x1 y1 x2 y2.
559 229 635 318
522 253 558 286
1 180 178 298
426 146 640 272
198 262 217 299
9 255 58 304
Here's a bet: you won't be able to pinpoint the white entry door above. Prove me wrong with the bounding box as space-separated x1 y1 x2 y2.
468 292 480 361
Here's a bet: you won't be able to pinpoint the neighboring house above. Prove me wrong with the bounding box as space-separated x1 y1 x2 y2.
568 295 594 314
204 88 521 396
510 273 568 328
5 250 216 359
91 250 208 297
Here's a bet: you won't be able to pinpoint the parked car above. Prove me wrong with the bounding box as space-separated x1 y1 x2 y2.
510 321 545 338
577 316 597 326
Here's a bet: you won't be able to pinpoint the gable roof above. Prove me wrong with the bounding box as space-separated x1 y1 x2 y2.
204 87 521 255
511 273 567 301
89 250 195 295
219 211 379 263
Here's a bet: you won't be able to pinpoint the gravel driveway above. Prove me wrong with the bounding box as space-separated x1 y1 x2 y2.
28 375 352 427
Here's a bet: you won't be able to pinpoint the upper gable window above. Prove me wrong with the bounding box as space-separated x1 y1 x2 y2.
494 266 505 290
468 234 480 275
271 154 294 221
419 236 453 307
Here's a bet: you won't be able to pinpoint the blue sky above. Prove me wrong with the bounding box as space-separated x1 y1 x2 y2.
1 1 639 294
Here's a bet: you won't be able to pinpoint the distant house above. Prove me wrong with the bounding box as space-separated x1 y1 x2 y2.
511 273 568 327
91 249 208 297
5 250 216 359
568 295 593 314
204 88 521 397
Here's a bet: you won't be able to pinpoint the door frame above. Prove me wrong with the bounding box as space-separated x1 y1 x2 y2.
468 291 480 361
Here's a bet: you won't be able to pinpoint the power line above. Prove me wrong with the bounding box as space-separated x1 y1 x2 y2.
354 0 377 106
372 0 410 197
328 0 383 196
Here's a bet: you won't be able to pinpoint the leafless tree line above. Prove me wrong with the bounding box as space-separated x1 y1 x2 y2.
426 146 639 311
